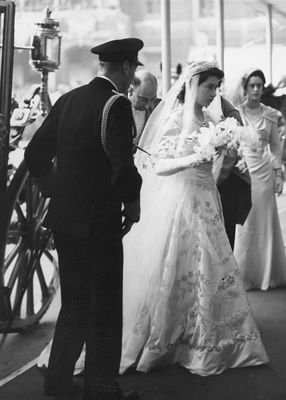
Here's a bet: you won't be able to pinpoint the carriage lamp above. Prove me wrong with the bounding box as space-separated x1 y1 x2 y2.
30 7 61 116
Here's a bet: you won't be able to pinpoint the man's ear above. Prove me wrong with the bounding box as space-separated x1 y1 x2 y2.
122 60 130 75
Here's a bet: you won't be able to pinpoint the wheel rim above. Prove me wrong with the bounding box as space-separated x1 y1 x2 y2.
0 163 59 332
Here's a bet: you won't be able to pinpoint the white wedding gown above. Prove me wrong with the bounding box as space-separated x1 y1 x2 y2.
120 107 268 376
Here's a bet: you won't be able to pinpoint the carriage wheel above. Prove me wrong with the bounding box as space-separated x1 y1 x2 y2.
0 161 59 333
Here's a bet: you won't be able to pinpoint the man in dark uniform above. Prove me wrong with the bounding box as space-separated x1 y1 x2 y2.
214 96 251 249
24 38 143 400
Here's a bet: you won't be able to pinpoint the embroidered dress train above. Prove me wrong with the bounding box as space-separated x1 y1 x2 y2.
120 62 268 377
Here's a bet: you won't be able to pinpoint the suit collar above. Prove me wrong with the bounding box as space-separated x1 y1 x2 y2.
97 75 119 91
89 76 119 92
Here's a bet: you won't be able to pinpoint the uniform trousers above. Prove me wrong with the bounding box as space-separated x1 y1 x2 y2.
44 229 123 399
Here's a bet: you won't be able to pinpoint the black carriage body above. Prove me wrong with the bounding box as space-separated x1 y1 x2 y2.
0 2 59 334
0 1 15 194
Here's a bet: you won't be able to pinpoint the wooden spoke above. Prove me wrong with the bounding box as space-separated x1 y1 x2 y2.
35 196 45 219
13 252 29 317
26 278 34 316
24 177 33 223
14 201 26 225
36 262 49 299
3 238 24 274
5 247 26 289
33 185 42 218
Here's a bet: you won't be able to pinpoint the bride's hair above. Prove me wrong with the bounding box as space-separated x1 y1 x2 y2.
177 67 224 103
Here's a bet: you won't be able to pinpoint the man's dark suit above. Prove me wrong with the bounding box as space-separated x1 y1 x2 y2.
24 77 142 399
215 97 252 249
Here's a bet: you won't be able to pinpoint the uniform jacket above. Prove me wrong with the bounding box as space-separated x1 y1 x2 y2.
24 77 142 237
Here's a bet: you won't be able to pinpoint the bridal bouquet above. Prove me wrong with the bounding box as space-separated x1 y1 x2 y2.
190 117 255 171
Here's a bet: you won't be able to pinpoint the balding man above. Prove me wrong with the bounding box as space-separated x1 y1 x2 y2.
128 69 160 147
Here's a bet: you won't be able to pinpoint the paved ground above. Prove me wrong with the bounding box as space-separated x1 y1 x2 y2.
0 290 58 381
1 190 286 399
1 288 286 400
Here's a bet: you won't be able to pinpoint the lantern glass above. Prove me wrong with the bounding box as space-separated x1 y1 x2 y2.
30 8 61 73
46 36 60 65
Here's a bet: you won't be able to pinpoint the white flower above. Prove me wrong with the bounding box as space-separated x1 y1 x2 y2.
219 117 239 132
151 117 247 170
188 117 243 167
193 143 217 161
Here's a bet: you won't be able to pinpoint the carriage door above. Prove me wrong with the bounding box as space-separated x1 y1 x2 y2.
0 1 15 194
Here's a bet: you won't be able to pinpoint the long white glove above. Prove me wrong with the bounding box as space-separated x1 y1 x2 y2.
154 154 199 176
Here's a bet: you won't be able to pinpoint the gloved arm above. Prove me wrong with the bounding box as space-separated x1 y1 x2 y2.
151 109 200 176
154 153 199 176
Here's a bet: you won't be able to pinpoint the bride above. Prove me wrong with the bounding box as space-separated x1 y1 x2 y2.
120 61 268 376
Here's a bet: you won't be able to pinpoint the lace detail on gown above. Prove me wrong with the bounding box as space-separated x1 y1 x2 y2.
121 108 268 376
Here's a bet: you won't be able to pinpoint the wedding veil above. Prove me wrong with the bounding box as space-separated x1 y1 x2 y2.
135 61 220 170
133 61 220 201
121 61 222 364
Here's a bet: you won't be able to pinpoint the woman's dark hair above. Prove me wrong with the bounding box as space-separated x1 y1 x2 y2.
177 67 224 103
242 69 266 91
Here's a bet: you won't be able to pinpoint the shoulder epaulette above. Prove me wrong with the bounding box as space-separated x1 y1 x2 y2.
101 93 135 157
